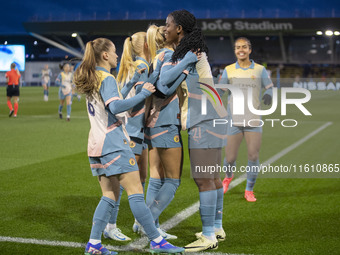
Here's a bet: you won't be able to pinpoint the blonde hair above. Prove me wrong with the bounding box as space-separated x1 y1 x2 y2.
147 25 166 61
73 38 113 96
117 32 147 84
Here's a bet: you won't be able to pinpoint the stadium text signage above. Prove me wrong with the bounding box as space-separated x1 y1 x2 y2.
293 81 340 91
201 19 293 31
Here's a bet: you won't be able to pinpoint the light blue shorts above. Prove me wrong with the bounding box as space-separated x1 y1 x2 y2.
188 120 227 149
89 149 138 177
145 125 182 148
142 141 148 150
129 137 144 155
59 89 72 100
42 79 51 87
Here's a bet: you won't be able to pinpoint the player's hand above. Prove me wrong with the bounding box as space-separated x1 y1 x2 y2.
155 52 165 72
262 94 272 105
137 67 146 74
184 51 200 64
192 49 202 61
142 82 156 93
196 52 202 61
158 52 165 62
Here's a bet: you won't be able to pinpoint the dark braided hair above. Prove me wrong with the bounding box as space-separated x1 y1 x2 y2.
169 10 208 63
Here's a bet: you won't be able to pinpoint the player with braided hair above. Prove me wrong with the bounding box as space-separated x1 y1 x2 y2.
153 9 228 252
169 11 208 63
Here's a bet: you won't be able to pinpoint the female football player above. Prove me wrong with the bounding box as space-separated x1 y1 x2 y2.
220 37 273 202
155 10 228 252
73 38 184 254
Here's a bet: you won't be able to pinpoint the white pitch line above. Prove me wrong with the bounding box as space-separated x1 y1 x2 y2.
261 121 333 165
128 121 333 250
0 236 251 255
0 236 135 252
0 122 332 254
0 236 83 248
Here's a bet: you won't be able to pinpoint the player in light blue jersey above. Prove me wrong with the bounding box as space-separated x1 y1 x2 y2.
141 24 181 240
152 10 228 252
69 64 81 102
73 38 184 255
55 63 72 121
117 32 150 181
102 32 151 241
219 37 273 202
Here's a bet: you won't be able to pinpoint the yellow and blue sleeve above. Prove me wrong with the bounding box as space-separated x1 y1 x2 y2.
261 68 273 96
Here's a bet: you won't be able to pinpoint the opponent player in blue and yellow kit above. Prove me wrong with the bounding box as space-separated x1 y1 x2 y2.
153 10 228 252
73 38 184 255
56 63 73 121
219 37 273 202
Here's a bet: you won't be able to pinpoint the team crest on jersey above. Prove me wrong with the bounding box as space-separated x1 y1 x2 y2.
129 158 136 166
251 75 256 80
174 135 180 143
129 141 136 148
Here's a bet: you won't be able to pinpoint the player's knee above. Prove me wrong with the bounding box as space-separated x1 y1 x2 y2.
248 153 259 162
123 183 144 196
214 178 223 189
164 169 181 179
194 178 215 191
102 191 116 201
226 155 237 164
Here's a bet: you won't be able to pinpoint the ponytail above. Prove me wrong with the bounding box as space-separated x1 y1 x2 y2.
147 25 166 61
117 32 147 84
73 38 113 96
117 37 135 84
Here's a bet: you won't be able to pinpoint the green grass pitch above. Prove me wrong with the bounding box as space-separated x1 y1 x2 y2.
0 87 339 254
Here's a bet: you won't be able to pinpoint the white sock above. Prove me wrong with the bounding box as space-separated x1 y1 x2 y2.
152 235 163 243
202 234 217 241
105 223 116 232
89 239 101 245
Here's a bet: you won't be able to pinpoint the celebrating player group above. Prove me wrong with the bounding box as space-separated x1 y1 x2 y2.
73 8 273 255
